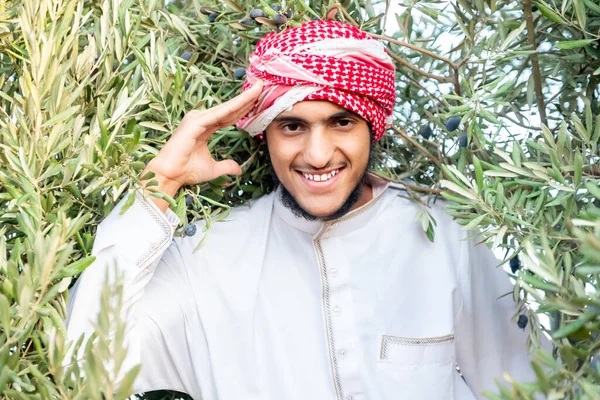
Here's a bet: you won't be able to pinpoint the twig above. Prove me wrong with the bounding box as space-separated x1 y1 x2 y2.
524 0 547 126
455 16 487 71
371 32 461 95
327 3 358 26
405 74 446 107
240 146 261 171
387 51 453 84
545 88 564 105
373 172 442 195
497 111 541 131
389 126 442 168
223 146 263 189
382 0 391 33
370 172 440 209
369 33 457 69
451 69 462 97
456 50 472 70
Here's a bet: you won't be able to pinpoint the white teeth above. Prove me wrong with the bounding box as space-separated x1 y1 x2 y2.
303 169 340 182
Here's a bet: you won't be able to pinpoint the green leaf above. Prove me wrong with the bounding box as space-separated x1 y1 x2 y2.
583 0 600 14
586 181 600 199
492 225 507 249
440 180 478 201
573 0 587 31
440 191 473 204
0 294 10 332
535 1 565 23
555 39 596 50
472 156 483 192
520 273 562 293
531 361 550 394
552 313 595 339
223 0 244 12
574 265 600 275
574 150 583 186
139 121 170 132
55 256 96 280
42 105 81 128
500 21 526 51
463 214 487 231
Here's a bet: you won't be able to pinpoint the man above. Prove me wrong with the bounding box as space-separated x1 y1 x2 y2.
67 20 536 399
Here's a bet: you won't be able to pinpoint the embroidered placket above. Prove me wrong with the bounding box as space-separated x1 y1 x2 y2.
313 193 384 400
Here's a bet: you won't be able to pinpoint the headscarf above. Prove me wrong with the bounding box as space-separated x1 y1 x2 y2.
235 20 396 141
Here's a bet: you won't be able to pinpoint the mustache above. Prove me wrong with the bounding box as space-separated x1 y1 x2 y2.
291 162 347 172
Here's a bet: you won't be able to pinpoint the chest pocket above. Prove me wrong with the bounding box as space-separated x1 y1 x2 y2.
377 334 457 400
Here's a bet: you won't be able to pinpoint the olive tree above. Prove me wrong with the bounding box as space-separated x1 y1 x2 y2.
1 0 599 399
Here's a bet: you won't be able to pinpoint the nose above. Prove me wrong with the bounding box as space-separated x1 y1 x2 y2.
303 127 334 169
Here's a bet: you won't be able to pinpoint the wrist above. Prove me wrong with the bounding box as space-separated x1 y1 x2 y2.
140 167 182 212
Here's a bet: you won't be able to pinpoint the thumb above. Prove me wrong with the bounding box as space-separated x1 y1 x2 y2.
212 159 242 177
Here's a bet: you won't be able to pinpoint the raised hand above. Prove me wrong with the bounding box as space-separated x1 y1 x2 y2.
141 80 263 211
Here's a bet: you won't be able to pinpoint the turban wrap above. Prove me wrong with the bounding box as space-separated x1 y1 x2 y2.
235 20 396 142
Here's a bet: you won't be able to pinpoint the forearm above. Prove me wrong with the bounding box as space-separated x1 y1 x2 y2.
66 190 179 344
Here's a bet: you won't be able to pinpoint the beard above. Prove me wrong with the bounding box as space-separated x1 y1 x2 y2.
274 168 368 221
266 140 376 221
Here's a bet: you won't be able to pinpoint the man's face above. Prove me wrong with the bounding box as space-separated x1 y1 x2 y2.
265 100 372 219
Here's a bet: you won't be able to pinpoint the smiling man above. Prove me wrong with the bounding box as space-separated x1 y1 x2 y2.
67 20 536 400
266 101 373 220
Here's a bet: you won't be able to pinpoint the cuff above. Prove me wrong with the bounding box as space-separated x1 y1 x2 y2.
93 190 180 269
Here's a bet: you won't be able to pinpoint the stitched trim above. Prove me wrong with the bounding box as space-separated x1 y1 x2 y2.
314 237 343 400
380 334 455 361
134 191 172 268
313 194 384 400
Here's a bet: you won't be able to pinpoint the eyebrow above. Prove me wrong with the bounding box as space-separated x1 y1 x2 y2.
272 111 360 124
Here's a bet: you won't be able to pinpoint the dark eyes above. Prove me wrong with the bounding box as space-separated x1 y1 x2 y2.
282 123 301 132
280 119 355 133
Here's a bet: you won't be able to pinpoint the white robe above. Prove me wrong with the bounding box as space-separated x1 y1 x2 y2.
66 177 536 399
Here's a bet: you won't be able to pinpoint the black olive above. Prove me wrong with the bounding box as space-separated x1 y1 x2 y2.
517 314 528 329
458 132 468 148
445 117 461 132
233 67 246 79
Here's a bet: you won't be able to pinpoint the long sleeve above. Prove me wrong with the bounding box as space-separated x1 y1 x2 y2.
66 190 189 393
454 236 538 399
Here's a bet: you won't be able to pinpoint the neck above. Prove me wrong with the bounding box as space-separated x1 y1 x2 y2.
348 180 373 213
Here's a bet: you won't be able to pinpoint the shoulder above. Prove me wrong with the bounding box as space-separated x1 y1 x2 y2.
378 185 470 252
382 186 462 232
173 191 276 253
213 191 276 230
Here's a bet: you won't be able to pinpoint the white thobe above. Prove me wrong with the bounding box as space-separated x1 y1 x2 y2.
67 176 535 400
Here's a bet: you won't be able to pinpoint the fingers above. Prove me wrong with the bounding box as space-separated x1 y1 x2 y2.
203 80 264 129
212 159 242 178
221 80 265 124
177 80 264 141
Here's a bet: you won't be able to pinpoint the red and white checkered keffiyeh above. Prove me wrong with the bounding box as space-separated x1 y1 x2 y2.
235 20 396 141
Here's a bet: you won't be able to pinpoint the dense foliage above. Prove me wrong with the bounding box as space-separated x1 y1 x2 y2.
1 0 600 398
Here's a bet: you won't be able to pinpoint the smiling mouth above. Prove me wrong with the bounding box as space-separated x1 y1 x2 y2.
298 168 342 182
